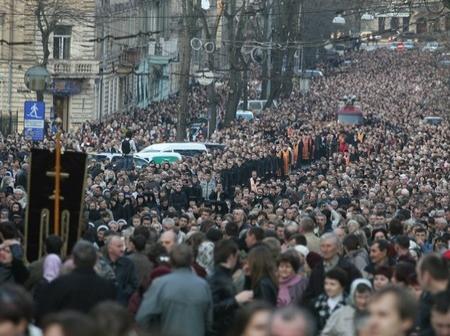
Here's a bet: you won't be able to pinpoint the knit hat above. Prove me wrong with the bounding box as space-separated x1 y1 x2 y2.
117 219 127 227
97 225 109 232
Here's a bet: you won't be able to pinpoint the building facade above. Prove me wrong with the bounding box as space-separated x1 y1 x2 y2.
0 0 99 132
0 0 179 132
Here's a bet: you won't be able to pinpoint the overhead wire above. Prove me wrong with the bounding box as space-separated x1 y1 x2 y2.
0 6 446 48
0 0 445 19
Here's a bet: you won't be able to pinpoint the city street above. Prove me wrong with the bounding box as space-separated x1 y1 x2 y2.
0 1 449 336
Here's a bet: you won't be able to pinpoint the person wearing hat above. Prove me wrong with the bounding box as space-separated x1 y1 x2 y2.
96 225 109 248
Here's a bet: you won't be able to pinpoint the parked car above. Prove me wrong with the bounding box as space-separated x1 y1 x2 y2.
88 153 150 170
110 156 149 170
404 40 415 50
422 41 440 52
139 142 207 157
389 42 405 51
204 142 226 152
299 69 324 78
87 152 118 162
134 152 182 164
237 100 278 114
333 44 346 56
236 110 254 121
438 54 450 67
423 116 443 125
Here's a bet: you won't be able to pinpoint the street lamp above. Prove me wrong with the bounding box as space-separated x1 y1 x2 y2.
332 14 346 25
201 0 210 10
24 65 51 100
361 12 374 21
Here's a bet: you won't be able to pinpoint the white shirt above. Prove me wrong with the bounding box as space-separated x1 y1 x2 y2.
327 294 344 311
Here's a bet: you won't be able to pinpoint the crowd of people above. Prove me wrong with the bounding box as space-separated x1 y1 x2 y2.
0 47 449 336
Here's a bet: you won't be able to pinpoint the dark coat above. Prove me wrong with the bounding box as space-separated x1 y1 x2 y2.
207 266 239 336
249 276 278 307
127 252 153 286
169 191 188 211
0 258 30 285
303 257 362 305
37 267 116 321
416 291 433 335
105 255 139 306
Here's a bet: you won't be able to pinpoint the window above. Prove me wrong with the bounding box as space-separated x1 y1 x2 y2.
53 25 72 59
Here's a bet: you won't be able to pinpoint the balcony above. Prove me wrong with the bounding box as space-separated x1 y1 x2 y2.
49 60 100 78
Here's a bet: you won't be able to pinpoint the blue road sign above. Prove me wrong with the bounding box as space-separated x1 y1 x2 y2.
24 101 45 141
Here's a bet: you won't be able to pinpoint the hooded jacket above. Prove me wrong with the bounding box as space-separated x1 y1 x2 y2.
321 279 372 336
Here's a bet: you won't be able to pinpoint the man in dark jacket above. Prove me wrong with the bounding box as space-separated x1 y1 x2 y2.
303 233 361 304
207 240 253 336
416 254 449 335
104 233 138 306
37 241 116 321
127 234 153 286
169 183 188 212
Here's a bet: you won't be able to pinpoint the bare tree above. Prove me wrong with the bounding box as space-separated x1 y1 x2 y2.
199 1 224 136
223 0 249 126
265 0 301 106
177 0 197 141
32 0 92 100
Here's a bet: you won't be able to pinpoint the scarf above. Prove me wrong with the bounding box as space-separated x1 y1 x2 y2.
277 274 302 307
43 254 62 282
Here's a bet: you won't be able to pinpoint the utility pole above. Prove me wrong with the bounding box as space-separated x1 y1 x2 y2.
7 0 14 134
266 0 272 99
300 0 304 75
99 17 106 122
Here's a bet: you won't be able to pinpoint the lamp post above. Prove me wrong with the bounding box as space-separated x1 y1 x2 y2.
24 65 51 102
332 14 346 25
361 13 374 21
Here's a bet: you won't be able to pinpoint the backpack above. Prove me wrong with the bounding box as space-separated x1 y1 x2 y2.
122 139 131 154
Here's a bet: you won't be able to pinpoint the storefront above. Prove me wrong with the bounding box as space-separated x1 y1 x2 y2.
48 79 82 130
136 55 171 107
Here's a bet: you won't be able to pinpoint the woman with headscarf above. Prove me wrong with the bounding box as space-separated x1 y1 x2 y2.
33 254 62 303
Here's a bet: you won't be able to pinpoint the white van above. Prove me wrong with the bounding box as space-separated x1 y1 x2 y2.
237 100 278 114
134 152 182 163
139 142 207 157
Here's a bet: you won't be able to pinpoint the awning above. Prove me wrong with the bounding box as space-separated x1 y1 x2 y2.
149 55 172 65
47 79 82 96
